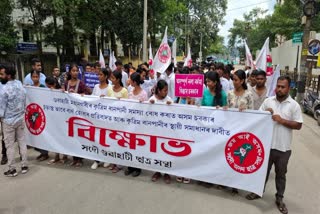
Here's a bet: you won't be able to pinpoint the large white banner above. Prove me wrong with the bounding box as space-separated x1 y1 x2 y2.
25 87 273 196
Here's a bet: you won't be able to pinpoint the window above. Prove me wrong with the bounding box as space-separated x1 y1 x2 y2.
22 29 31 42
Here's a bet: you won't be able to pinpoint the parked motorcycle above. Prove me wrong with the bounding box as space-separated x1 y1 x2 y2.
301 90 320 126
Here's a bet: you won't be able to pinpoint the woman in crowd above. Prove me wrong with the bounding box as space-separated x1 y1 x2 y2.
227 69 253 111
64 64 88 168
202 71 228 107
124 72 148 177
149 80 172 184
197 71 228 187
31 70 49 162
107 70 129 173
90 68 113 170
227 69 253 195
45 76 68 165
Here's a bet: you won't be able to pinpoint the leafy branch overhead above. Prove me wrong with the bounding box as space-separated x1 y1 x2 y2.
228 0 320 57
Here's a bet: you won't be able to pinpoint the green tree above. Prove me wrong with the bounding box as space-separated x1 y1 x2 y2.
17 0 52 54
228 8 275 56
0 0 17 52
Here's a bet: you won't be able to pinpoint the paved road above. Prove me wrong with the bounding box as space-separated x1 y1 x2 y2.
0 114 319 214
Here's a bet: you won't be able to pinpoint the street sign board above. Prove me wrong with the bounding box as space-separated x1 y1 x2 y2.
308 39 320 55
17 42 38 52
292 32 303 44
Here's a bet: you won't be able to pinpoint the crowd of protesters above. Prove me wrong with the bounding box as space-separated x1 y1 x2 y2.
0 57 303 214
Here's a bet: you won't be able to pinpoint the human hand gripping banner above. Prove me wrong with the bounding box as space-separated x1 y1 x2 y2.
24 87 274 196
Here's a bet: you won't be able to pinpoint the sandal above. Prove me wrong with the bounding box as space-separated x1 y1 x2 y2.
231 188 239 196
48 158 60 165
176 177 183 183
183 178 191 184
163 174 171 184
276 200 288 214
108 164 115 170
151 172 161 182
59 156 68 164
75 161 83 168
112 166 120 173
246 193 261 200
69 161 77 167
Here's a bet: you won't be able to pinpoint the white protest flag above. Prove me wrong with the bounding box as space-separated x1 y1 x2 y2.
148 43 153 66
255 37 269 71
99 49 106 68
172 39 177 67
152 27 172 74
112 51 117 71
244 40 254 68
148 43 155 75
109 50 117 71
183 44 192 67
267 64 281 97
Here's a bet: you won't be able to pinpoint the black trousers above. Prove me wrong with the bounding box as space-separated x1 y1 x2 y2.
265 149 291 199
1 139 6 157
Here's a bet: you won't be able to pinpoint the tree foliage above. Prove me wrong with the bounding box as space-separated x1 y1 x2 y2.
11 0 227 60
228 0 320 58
0 0 17 52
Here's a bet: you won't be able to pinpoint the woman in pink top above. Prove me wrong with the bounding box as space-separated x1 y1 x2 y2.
128 72 148 102
124 72 148 177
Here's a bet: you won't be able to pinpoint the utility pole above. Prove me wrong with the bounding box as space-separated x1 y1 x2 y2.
199 32 203 62
142 0 148 62
297 0 318 103
297 15 311 104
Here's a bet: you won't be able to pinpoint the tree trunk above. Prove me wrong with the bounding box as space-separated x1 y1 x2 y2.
100 28 104 52
53 12 61 67
62 7 75 61
110 31 117 57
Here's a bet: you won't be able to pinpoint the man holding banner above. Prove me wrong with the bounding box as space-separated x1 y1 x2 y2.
247 76 303 214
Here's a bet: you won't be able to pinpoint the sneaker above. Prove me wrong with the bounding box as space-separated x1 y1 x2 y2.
4 169 18 177
103 162 109 168
91 161 99 170
21 166 29 174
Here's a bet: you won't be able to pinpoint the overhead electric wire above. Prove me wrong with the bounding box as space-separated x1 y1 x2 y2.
227 0 274 12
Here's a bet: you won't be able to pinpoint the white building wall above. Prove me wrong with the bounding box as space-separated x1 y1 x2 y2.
271 33 320 75
271 40 301 71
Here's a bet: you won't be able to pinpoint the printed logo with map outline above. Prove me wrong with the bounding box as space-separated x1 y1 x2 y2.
225 132 264 174
158 43 171 63
25 103 46 135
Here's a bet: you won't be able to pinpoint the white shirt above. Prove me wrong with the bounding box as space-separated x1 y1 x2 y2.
23 72 46 86
259 96 303 152
220 77 230 93
228 79 234 91
92 84 112 97
142 77 157 98
160 72 175 101
148 95 173 104
121 71 128 88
